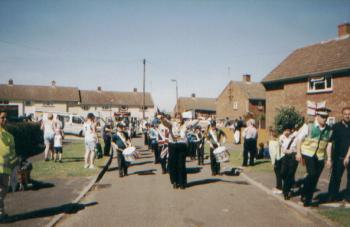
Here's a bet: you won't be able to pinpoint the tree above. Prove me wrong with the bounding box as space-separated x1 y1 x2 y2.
274 106 304 135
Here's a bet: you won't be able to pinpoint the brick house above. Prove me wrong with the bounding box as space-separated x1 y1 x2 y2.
174 94 216 119
70 87 155 119
0 79 80 118
262 23 350 128
216 74 266 126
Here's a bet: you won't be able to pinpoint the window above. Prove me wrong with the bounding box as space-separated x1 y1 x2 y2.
308 76 332 93
233 101 238 110
43 101 54 106
72 116 83 124
82 105 89 111
0 100 9 104
25 101 32 106
258 101 263 111
102 105 111 110
327 117 336 126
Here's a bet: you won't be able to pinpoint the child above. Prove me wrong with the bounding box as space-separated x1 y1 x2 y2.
269 128 284 194
54 127 64 163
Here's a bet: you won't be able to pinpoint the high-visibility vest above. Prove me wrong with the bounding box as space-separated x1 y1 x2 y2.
301 123 332 160
0 128 17 175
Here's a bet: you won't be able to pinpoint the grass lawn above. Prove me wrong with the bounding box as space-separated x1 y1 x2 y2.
320 208 350 227
31 139 109 180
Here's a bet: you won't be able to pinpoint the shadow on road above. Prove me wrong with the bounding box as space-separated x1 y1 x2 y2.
130 161 154 167
130 169 157 175
1 202 98 224
252 160 270 166
187 178 249 188
186 167 202 174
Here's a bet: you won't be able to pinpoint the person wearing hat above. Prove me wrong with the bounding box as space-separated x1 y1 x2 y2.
296 107 333 206
328 107 350 202
112 122 131 177
206 120 226 176
102 120 113 156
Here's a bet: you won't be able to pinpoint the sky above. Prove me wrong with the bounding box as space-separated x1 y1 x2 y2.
0 0 349 111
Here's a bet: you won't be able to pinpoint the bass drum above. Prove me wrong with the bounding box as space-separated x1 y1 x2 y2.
213 146 230 163
123 146 138 162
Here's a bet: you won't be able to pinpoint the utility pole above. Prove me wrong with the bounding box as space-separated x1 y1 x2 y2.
142 59 146 120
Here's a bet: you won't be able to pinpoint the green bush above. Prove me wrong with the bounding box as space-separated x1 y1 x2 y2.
5 122 44 159
274 106 304 135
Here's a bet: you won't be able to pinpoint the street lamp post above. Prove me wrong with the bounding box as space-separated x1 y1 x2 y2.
171 79 178 114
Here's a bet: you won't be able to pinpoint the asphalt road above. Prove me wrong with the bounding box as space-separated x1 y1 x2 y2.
58 137 325 227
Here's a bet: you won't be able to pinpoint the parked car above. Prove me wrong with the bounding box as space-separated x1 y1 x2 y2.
37 111 85 136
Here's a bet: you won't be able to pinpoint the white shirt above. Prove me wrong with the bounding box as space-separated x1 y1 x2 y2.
83 121 97 142
243 126 258 139
54 133 63 147
169 122 187 144
279 132 297 154
297 120 327 142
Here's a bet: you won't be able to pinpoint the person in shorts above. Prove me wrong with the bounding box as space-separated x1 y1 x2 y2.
53 125 64 163
41 113 55 161
83 113 98 169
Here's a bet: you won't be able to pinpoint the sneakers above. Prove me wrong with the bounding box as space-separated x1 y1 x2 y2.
89 165 96 169
272 188 283 194
84 164 89 169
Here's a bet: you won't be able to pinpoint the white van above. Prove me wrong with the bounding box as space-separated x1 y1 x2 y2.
37 111 85 136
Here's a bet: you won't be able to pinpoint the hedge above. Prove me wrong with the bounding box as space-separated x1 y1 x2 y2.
5 122 44 159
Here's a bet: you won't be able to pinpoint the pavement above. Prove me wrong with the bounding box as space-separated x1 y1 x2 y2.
0 138 95 227
57 137 330 227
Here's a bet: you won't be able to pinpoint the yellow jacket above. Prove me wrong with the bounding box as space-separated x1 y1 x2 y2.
0 127 18 175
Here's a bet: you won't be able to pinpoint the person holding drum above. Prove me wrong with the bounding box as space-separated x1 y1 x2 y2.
207 120 226 176
158 120 170 174
112 122 131 178
160 113 188 190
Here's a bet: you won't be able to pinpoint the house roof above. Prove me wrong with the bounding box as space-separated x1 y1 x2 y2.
177 97 216 112
262 35 350 83
80 90 154 107
0 84 80 102
234 81 266 100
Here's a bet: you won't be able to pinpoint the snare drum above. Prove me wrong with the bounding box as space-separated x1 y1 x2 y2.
123 147 138 162
213 146 229 163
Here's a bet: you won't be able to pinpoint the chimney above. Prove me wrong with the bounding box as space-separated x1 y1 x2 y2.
338 23 350 37
51 80 56 87
242 74 251 82
97 86 102 92
133 88 137 92
191 93 196 98
8 79 13 86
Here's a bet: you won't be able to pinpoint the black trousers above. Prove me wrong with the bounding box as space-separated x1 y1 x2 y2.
168 143 187 187
274 159 283 190
103 136 111 156
197 143 204 165
328 157 350 200
159 145 168 173
144 132 148 145
243 138 257 166
302 155 324 202
281 153 298 195
188 142 197 159
210 147 220 175
151 142 160 164
117 151 128 177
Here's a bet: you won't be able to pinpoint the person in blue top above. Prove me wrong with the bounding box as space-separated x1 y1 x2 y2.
112 123 130 178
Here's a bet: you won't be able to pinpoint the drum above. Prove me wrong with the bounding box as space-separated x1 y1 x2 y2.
213 146 229 163
123 147 138 162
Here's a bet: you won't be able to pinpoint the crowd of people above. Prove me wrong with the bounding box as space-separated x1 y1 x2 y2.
142 113 228 189
269 107 350 207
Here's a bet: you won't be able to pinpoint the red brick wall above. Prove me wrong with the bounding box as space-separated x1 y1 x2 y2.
216 83 249 120
266 75 350 128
